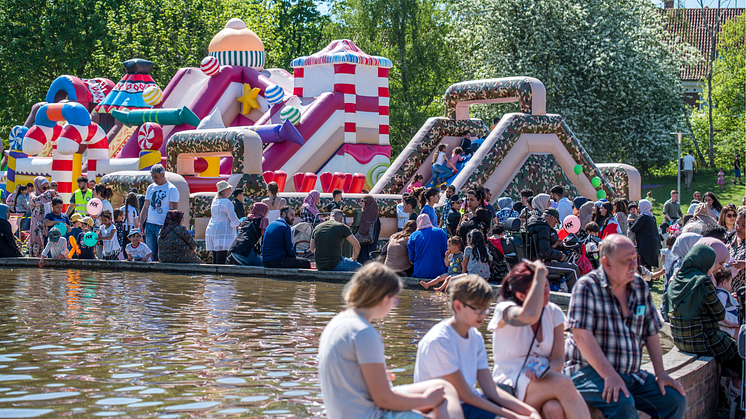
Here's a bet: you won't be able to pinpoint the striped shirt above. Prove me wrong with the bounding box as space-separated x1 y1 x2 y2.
564 268 662 375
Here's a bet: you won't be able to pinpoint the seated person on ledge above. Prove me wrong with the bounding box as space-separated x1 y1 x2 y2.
414 275 541 419
565 235 686 419
310 209 361 272
262 205 311 269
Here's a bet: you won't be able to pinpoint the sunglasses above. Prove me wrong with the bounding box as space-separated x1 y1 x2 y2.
461 301 491 316
727 213 737 218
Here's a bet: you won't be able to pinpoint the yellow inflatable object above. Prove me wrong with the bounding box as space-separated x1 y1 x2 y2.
237 84 260 115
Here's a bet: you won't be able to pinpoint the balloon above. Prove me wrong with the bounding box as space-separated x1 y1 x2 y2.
83 232 98 247
54 222 67 236
562 215 581 234
591 176 602 188
573 164 582 175
87 198 103 216
597 190 607 200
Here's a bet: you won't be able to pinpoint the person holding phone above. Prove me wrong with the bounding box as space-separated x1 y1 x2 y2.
488 259 590 418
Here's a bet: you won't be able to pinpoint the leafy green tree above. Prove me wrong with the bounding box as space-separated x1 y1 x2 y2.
690 13 745 170
274 0 330 69
327 0 462 153
456 0 698 172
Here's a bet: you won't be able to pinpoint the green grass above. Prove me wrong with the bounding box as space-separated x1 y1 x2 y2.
639 169 745 307
640 168 746 226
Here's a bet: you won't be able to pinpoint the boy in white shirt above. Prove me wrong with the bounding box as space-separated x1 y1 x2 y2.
39 227 68 267
125 229 152 262
414 275 541 419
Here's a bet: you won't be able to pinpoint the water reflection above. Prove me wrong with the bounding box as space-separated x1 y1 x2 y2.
0 269 459 417
0 269 670 418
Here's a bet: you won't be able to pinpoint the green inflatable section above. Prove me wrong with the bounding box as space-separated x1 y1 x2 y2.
112 106 200 127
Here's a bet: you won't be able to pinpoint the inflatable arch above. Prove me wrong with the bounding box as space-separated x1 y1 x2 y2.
373 77 631 202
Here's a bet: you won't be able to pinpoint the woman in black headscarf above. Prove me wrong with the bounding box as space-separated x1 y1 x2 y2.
356 195 380 264
157 210 203 263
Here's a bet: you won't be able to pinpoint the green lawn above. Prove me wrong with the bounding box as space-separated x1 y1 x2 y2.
639 169 745 307
640 169 746 226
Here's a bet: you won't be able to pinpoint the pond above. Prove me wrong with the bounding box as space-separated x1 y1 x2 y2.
0 268 671 418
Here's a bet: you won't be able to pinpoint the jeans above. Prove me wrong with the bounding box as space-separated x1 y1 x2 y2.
144 223 162 262
331 256 362 272
571 366 686 419
263 255 312 269
431 164 453 183
232 250 263 266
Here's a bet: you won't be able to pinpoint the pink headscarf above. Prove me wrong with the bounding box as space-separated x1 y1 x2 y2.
246 202 270 232
416 213 433 230
302 190 320 217
32 176 49 198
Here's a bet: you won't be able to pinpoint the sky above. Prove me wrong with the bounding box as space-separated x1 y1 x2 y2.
681 0 743 8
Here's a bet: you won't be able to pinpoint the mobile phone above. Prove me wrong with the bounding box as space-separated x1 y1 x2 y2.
534 363 550 380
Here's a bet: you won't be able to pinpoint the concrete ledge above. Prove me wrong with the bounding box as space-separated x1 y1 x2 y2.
0 258 572 304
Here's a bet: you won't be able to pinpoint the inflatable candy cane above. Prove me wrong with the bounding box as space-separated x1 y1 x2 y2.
57 123 108 182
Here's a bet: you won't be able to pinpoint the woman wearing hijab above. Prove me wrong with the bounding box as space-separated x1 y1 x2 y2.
529 194 550 219
407 214 448 278
354 195 380 264
29 176 54 257
230 203 269 266
157 210 203 263
495 197 519 224
665 232 703 282
666 244 741 378
0 204 21 257
630 199 660 270
300 190 321 224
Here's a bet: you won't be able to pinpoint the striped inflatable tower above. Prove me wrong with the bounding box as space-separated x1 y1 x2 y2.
50 147 74 208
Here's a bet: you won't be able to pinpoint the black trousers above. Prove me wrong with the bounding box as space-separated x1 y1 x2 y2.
213 250 228 265
263 255 312 269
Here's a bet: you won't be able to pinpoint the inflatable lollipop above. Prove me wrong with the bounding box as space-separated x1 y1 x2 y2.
137 122 164 151
280 106 301 126
264 84 284 105
87 198 103 216
142 86 163 106
200 56 220 76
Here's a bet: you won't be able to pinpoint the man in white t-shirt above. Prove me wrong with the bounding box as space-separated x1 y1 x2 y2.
414 275 541 419
139 164 179 261
682 151 696 190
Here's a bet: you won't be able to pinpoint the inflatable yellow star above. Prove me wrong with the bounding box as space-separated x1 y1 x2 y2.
237 84 261 114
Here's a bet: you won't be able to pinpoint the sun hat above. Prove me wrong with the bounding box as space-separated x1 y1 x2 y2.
70 213 83 222
216 181 232 194
128 229 143 238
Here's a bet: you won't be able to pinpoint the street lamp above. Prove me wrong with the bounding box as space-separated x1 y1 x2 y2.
671 132 690 205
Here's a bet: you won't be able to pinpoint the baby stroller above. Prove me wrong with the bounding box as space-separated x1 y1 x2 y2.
291 213 331 260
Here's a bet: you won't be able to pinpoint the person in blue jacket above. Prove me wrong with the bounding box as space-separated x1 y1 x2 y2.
262 206 311 268
408 213 448 279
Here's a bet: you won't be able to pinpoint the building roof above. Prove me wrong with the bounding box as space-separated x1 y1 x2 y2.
662 7 743 81
290 39 393 68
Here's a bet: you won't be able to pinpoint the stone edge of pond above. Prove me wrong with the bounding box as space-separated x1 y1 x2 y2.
0 258 717 418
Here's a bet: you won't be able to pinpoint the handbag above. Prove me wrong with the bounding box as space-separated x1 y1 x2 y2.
355 222 375 245
500 307 545 397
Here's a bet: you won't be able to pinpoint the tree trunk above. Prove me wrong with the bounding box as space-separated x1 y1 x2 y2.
707 69 715 167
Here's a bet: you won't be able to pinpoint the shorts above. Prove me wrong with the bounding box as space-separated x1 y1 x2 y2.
462 402 498 419
736 168 741 178
379 386 424 419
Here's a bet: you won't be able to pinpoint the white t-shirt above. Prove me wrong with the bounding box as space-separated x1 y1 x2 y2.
126 242 151 262
683 154 696 171
120 205 139 229
435 151 447 166
319 310 386 419
487 301 565 401
42 238 68 258
101 199 114 218
145 182 179 226
414 320 489 395
99 224 121 253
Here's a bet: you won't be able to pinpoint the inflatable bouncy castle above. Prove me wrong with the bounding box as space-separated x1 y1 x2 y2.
5 17 640 244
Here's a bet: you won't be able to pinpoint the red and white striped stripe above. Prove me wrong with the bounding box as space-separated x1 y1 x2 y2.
378 68 390 145
335 63 357 143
